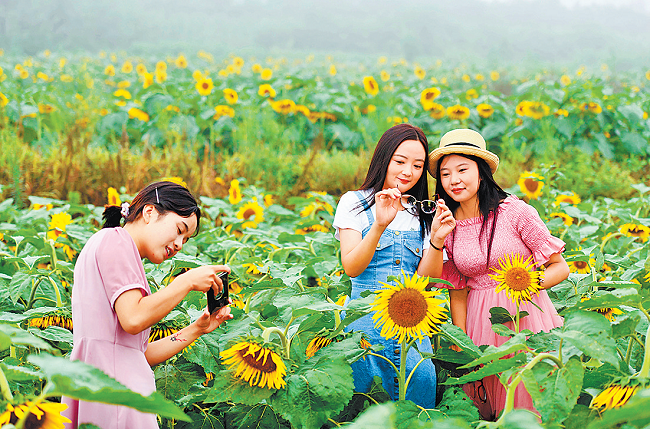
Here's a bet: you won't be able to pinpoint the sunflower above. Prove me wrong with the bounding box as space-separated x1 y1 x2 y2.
515 101 530 116
295 224 330 235
465 89 479 100
0 400 71 428
560 75 571 86
294 105 310 118
490 253 543 304
446 105 470 120
362 76 379 96
591 384 638 409
214 105 235 120
260 68 273 80
160 177 187 188
48 212 72 237
300 200 334 217
515 171 544 200
490 71 500 81
0 92 8 107
420 87 441 110
223 88 238 104
429 103 446 119
476 103 494 118
555 108 569 117
271 99 296 115
38 104 56 114
29 312 73 331
580 102 602 114
175 54 187 68
619 223 650 243
371 271 448 343
228 179 242 205
104 64 115 76
143 72 154 89
252 63 263 73
550 212 573 226
136 63 147 75
568 259 590 274
594 306 623 322
37 72 49 81
148 325 179 343
236 200 264 228
380 70 390 82
195 77 214 96
523 101 550 119
258 84 276 98
554 192 581 206
221 340 287 389
414 66 426 80
128 107 149 122
306 336 333 358
233 56 244 68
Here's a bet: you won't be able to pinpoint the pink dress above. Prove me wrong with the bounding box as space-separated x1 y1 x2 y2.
440 196 564 419
62 228 158 429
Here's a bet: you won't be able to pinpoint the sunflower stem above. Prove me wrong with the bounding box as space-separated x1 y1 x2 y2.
399 337 408 401
404 356 430 394
515 301 520 334
0 365 13 402
47 276 62 307
366 351 400 379
26 277 45 310
262 327 290 359
625 337 634 365
638 312 650 378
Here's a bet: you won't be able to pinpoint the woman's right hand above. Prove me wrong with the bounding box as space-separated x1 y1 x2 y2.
374 187 402 227
432 199 456 242
180 265 230 294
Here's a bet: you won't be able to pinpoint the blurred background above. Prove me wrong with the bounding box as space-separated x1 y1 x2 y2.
1 0 649 68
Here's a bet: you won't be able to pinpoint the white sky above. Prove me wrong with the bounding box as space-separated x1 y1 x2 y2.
479 0 650 10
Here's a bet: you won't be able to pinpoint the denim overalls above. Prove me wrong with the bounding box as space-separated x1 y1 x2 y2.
347 192 437 409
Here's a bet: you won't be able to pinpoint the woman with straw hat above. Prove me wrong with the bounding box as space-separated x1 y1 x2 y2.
426 129 570 419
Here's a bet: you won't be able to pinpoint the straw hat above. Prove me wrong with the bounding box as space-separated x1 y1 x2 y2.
428 129 499 177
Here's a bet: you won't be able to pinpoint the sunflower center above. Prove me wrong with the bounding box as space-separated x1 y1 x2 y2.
574 261 588 269
524 178 539 192
387 288 428 328
629 227 642 236
242 208 256 219
240 348 277 373
504 267 532 291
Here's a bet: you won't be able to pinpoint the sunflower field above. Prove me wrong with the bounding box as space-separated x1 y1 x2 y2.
1 51 650 204
0 168 649 428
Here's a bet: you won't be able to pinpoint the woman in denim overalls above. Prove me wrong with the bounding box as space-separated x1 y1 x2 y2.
333 124 455 409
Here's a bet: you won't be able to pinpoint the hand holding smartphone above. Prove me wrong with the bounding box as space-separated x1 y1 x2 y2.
207 271 229 314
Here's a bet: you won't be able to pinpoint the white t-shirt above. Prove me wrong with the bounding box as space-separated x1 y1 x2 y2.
333 189 431 249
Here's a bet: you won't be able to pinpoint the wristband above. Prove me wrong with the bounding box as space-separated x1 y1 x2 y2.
429 240 444 252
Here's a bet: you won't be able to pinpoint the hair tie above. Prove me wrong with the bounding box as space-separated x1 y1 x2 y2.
121 202 130 218
155 188 160 204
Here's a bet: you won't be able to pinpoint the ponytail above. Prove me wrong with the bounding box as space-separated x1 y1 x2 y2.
102 205 123 228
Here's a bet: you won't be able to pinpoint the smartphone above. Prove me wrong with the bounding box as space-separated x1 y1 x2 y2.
207 271 229 314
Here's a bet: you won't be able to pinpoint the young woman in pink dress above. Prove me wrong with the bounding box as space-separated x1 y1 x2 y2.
62 181 233 429
426 129 570 420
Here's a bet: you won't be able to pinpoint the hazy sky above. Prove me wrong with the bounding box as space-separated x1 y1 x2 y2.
479 0 650 12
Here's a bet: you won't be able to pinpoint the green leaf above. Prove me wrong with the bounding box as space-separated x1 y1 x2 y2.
520 356 583 424
155 361 205 400
0 362 40 382
205 371 275 406
620 132 648 154
0 323 53 351
434 385 480 422
444 353 527 385
28 354 190 420
461 333 530 368
231 403 282 429
612 313 642 339
438 323 481 359
575 288 642 310
554 311 619 368
489 306 529 325
181 331 223 375
499 409 545 429
269 355 354 429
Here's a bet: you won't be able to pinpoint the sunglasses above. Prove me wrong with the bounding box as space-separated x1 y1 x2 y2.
400 194 438 215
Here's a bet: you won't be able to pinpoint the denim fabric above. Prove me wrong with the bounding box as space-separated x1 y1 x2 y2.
347 191 437 409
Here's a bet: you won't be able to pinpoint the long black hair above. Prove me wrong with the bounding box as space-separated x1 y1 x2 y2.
434 154 508 265
357 123 432 238
102 181 202 234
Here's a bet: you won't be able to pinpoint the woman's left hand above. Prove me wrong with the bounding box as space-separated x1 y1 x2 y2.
195 302 233 334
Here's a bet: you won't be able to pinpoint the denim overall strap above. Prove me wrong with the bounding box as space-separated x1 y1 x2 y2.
346 192 436 409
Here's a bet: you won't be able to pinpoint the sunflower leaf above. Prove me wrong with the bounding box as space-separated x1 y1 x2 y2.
443 353 528 385
438 324 481 359
520 356 584 424
459 333 530 368
269 354 354 429
554 310 619 368
27 354 191 420
204 371 275 406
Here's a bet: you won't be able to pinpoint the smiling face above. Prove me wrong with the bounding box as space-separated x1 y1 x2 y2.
140 205 198 264
439 154 481 204
382 139 426 192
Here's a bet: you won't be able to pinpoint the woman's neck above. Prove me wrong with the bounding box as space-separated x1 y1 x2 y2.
455 196 480 220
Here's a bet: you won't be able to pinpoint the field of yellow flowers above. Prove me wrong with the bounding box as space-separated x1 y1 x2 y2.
0 50 649 206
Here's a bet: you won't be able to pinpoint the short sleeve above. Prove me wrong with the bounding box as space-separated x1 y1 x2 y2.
438 259 468 290
333 191 369 241
510 199 565 265
95 230 149 308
